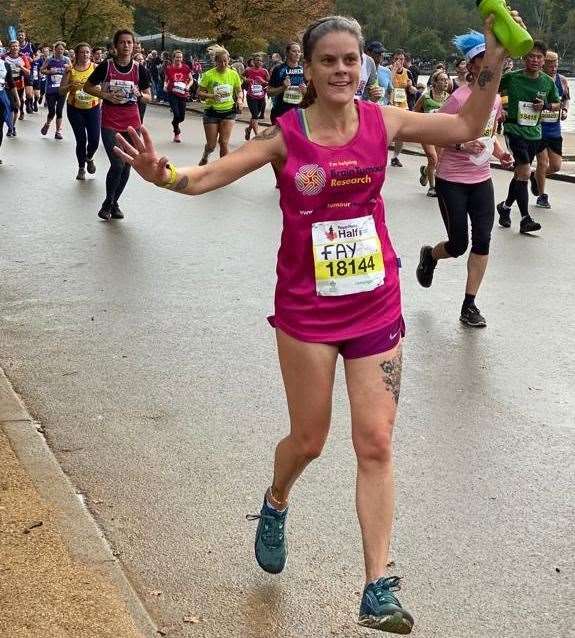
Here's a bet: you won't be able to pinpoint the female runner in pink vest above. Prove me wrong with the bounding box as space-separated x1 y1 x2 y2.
114 14 520 634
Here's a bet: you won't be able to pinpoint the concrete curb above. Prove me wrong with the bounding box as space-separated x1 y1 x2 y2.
149 101 575 184
0 367 159 638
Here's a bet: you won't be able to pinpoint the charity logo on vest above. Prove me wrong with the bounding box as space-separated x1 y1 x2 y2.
295 164 327 196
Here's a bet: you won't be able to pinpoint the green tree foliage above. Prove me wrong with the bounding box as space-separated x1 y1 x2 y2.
335 0 575 60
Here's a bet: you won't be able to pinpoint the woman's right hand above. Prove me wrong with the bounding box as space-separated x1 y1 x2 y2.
461 139 486 155
113 126 171 186
104 91 125 104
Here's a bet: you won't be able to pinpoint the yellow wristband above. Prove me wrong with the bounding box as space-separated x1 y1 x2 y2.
159 163 178 189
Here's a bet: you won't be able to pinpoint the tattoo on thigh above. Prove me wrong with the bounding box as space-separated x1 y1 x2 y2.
254 125 281 141
477 69 494 88
379 350 402 405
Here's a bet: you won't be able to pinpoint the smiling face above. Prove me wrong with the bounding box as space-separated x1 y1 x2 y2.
9 41 19 57
304 31 361 106
173 51 183 65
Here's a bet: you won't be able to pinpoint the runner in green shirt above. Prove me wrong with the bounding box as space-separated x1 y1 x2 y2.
414 70 449 197
198 47 243 166
497 40 560 234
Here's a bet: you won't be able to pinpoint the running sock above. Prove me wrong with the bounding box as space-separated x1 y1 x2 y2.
515 179 530 218
265 497 287 513
266 487 287 513
462 294 476 310
505 177 516 207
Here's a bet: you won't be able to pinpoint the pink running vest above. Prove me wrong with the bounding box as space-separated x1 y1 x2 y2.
271 100 402 342
101 61 141 132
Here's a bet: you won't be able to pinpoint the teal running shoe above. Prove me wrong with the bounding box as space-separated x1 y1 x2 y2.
246 498 288 574
358 576 414 634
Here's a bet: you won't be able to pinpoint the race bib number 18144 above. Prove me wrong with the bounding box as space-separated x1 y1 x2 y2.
312 215 385 296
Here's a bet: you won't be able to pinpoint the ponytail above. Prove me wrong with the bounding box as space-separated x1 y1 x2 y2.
300 79 316 109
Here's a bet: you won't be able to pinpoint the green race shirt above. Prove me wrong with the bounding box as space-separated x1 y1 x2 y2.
199 67 241 112
500 69 560 141
422 91 446 113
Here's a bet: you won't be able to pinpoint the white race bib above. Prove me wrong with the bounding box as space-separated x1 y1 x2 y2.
109 79 136 104
540 108 559 123
284 86 303 105
517 101 539 127
173 81 187 95
312 215 385 297
214 83 232 103
482 109 498 137
32 67 39 81
74 89 94 106
251 83 263 97
392 87 407 106
51 73 63 87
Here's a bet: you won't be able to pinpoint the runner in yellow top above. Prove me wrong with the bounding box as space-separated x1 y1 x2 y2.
60 42 101 180
197 47 243 166
388 49 415 167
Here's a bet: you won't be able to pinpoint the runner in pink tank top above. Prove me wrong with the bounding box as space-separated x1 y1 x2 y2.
271 100 403 348
114 14 513 634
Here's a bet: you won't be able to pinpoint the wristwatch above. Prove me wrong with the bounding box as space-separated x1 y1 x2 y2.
455 143 463 151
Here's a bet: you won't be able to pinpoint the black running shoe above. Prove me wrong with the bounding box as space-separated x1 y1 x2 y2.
529 171 539 197
86 158 96 174
460 304 487 327
98 203 112 221
497 202 511 228
390 157 403 168
110 203 124 219
416 245 437 288
520 216 541 234
535 194 550 209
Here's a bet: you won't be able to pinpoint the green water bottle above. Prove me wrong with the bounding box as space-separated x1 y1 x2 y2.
476 0 533 58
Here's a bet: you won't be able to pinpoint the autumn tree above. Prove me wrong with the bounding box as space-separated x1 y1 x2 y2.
134 0 333 53
7 0 134 46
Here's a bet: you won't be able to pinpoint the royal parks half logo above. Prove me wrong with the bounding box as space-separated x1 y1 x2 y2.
295 164 327 196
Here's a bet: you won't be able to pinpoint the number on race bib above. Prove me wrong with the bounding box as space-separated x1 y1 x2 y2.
312 215 385 296
517 101 539 127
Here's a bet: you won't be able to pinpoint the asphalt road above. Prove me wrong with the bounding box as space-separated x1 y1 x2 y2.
1 106 573 638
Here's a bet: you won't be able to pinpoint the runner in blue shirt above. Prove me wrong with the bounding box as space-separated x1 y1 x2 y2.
365 41 393 105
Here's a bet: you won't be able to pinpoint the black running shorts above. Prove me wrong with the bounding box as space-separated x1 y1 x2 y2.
506 133 540 166
537 136 563 157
